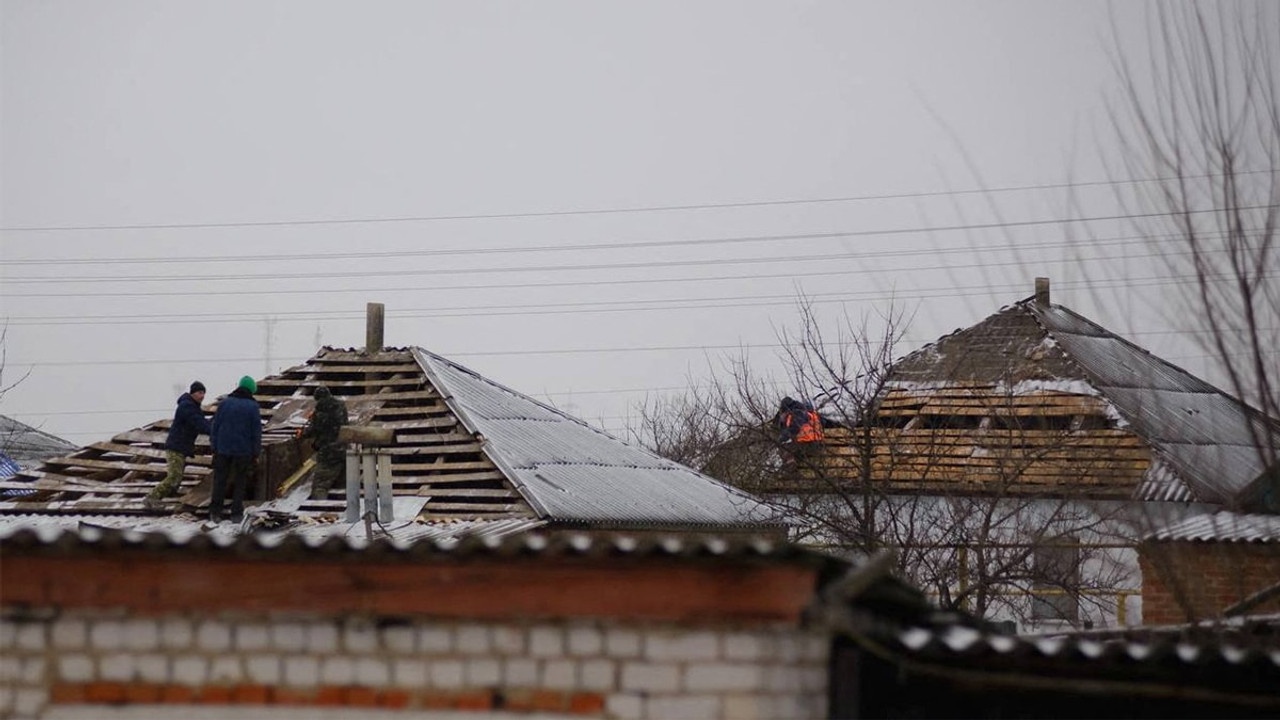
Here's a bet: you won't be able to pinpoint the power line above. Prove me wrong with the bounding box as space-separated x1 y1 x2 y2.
0 231 1224 299
3 246 1181 322
3 171 1268 234
7 274 1273 338
4 206 1269 283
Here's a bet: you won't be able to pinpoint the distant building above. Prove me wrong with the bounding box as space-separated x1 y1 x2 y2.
775 279 1278 630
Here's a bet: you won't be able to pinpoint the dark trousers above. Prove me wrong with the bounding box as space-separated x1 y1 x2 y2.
210 454 253 520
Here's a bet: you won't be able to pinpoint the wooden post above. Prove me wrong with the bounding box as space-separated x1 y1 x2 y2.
366 302 385 354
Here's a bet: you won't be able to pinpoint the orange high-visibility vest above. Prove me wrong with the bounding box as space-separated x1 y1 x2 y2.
784 409 823 443
795 410 822 443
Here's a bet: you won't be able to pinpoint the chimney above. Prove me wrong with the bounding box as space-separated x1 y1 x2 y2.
365 302 385 354
1034 277 1050 307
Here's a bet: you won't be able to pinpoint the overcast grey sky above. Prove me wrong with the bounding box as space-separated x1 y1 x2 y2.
1 0 1268 443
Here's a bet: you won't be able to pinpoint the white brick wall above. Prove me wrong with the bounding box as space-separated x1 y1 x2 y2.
0 612 830 720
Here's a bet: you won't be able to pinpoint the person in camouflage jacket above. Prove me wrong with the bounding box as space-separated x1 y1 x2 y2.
301 385 349 499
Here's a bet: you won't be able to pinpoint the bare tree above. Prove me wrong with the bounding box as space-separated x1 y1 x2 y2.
1099 2 1280 623
1108 2 1278 454
633 299 1137 629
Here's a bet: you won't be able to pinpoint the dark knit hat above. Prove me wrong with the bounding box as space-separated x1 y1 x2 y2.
314 385 331 399
238 375 257 394
190 381 206 394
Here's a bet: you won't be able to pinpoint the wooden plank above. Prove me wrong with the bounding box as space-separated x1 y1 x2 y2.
286 363 422 374
87 442 214 465
393 432 476 445
423 502 526 512
310 349 416 363
391 461 497 472
423 488 519 498
44 456 210 476
368 409 453 425
111 429 208 446
11 470 114 487
406 472 507 484
258 377 425 389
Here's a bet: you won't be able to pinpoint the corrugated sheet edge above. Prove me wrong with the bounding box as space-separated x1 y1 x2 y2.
411 347 552 519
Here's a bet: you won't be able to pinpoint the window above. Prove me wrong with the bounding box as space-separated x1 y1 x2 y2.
1030 538 1080 622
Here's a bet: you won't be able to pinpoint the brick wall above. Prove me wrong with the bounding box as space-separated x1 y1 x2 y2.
0 612 829 719
1139 541 1280 624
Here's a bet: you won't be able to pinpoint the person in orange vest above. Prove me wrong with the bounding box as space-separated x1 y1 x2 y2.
777 397 824 444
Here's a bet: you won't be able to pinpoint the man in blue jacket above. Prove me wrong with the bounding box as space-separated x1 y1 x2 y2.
209 375 262 523
147 381 212 502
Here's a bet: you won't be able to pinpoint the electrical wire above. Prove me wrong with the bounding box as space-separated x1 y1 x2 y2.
3 206 1269 281
0 230 1230 299
3 170 1269 234
4 272 1271 326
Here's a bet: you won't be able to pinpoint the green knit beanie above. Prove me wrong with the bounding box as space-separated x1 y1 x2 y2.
238 375 258 394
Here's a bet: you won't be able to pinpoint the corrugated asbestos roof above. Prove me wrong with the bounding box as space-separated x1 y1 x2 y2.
1029 302 1279 506
0 522 817 563
415 348 784 527
890 622 1280 670
1148 510 1280 543
0 512 547 547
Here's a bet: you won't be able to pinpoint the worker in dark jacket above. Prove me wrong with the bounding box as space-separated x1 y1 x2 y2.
146 381 212 501
209 375 263 523
777 397 824 444
301 384 349 499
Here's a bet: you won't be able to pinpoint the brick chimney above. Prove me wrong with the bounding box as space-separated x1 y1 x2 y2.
366 302 384 354
1034 277 1050 307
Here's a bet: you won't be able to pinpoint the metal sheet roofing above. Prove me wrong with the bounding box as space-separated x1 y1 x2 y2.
1031 303 1279 505
1148 510 1280 543
415 348 785 527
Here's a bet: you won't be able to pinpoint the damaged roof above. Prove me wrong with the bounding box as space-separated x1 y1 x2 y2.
0 346 783 535
884 294 1278 508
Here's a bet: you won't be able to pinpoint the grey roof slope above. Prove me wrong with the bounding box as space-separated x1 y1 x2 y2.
0 414 77 468
415 348 782 528
1028 302 1278 508
887 296 1278 507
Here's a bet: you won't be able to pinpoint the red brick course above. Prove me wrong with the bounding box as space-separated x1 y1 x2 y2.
46 682 608 715
1141 541 1280 624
